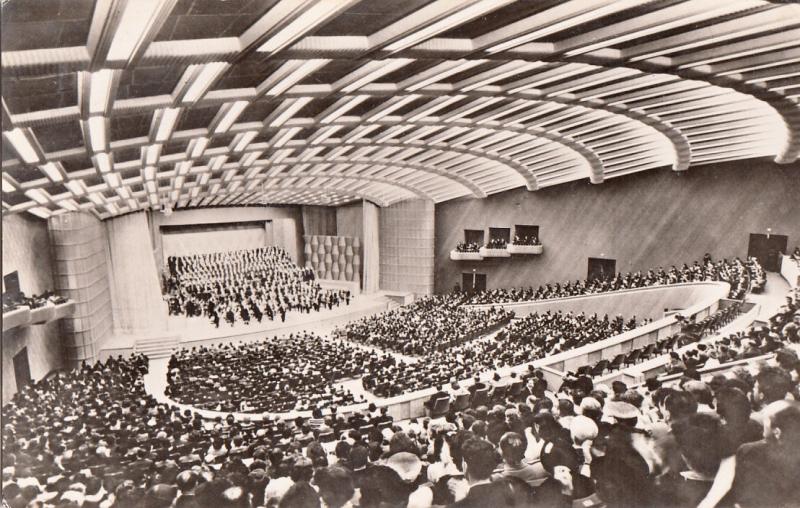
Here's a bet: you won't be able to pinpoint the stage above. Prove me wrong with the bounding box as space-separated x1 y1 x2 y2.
97 293 391 359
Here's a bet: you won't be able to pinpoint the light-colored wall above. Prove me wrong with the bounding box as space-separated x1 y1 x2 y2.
336 202 364 240
151 206 304 267
380 199 435 295
2 214 62 403
302 206 337 236
435 159 800 293
470 282 728 322
48 213 114 366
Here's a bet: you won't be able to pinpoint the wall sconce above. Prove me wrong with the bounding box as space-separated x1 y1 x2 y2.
767 228 772 239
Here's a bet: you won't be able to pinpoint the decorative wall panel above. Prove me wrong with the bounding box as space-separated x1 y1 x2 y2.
304 235 361 285
380 199 435 295
48 213 113 368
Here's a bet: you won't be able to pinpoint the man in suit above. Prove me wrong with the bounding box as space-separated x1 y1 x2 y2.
425 384 451 412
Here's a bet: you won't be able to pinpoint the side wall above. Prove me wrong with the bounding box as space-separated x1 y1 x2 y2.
380 199 435 295
435 159 800 293
2 214 62 403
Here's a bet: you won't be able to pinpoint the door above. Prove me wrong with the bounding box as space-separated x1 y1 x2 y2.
588 258 616 281
13 347 31 390
462 272 487 293
748 233 788 272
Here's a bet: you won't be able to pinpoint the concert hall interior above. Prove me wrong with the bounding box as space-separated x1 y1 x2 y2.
2 1 800 507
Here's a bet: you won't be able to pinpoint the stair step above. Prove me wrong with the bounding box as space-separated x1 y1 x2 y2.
136 338 179 345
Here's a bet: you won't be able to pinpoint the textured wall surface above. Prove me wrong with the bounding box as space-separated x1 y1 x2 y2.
2 214 62 403
336 202 364 240
48 213 114 367
380 199 435 295
435 159 800 293
303 235 361 283
302 205 337 236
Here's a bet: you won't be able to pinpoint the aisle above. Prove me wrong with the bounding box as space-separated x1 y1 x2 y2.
746 272 791 321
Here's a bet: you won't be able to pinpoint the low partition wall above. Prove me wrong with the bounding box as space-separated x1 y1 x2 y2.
469 282 730 322
781 255 800 288
596 301 761 386
148 282 729 423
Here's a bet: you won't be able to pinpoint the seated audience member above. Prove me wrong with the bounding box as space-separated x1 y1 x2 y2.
314 466 355 508
467 255 761 304
730 401 800 507
493 432 547 487
451 437 530 507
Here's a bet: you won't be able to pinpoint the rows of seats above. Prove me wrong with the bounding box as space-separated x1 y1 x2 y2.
333 294 513 356
467 255 762 304
570 303 744 378
166 332 387 413
362 310 646 398
4 289 796 508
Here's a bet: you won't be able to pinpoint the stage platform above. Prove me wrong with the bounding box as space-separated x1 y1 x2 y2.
98 294 390 357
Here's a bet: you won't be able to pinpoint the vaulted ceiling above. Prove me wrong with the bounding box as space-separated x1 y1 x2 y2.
2 0 798 219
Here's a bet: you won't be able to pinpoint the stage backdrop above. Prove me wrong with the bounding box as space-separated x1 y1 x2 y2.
161 222 268 259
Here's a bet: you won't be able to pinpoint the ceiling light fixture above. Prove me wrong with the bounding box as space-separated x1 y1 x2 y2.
24 189 49 205
155 107 180 142
182 62 229 103
104 172 121 188
94 152 112 173
1 176 16 193
88 116 107 152
65 180 85 195
269 97 312 127
383 0 514 53
39 162 63 182
145 144 161 165
214 101 249 134
233 131 258 152
189 137 209 158
89 69 113 114
3 128 41 163
257 1 334 54
106 0 162 63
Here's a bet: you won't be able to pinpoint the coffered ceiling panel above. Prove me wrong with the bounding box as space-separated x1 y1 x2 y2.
1 0 798 220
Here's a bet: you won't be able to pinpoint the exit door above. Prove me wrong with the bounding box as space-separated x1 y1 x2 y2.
588 258 617 281
748 233 788 272
13 347 31 390
462 272 487 293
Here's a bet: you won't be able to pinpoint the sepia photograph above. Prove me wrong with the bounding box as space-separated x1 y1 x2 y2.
1 0 799 506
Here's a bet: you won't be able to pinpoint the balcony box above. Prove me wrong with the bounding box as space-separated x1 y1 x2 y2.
450 250 484 261
3 306 31 331
53 301 76 320
479 246 511 258
30 304 55 324
507 244 544 255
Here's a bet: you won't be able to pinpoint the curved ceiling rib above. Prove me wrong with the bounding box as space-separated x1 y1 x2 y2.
1 0 797 218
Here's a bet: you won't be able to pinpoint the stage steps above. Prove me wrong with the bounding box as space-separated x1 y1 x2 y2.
133 334 181 359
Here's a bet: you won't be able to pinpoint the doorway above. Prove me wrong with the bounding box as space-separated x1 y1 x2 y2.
13 347 31 390
588 258 617 281
462 272 487 293
748 233 788 272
